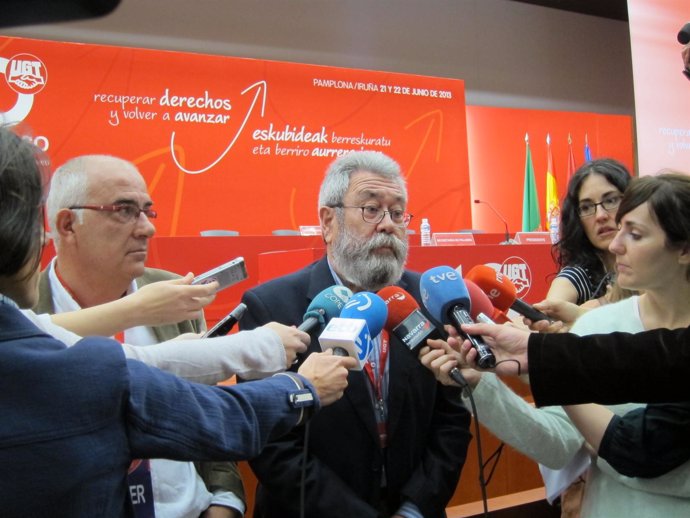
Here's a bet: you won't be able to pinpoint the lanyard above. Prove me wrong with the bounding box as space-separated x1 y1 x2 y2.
54 263 84 307
55 263 125 342
364 329 389 448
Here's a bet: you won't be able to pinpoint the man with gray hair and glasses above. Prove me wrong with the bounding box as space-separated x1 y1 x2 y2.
39 155 249 518
240 150 471 518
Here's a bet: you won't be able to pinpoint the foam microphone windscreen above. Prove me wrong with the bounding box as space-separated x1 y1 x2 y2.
340 291 388 338
420 266 496 368
299 285 353 332
466 265 550 323
419 265 471 323
377 285 421 329
464 279 510 324
465 264 516 312
377 285 442 351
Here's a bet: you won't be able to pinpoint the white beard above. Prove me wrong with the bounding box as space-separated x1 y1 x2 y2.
330 224 408 292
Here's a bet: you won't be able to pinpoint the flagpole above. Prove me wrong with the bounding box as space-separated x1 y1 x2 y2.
545 133 560 242
522 132 541 232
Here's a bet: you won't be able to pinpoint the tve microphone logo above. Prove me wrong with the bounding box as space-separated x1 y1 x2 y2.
421 268 460 304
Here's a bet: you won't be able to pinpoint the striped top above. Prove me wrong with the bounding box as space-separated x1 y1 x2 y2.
555 265 610 305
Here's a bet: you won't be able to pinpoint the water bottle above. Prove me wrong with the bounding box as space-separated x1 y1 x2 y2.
549 209 560 244
420 218 432 246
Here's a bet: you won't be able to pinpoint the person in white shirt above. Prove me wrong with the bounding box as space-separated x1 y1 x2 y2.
40 154 246 518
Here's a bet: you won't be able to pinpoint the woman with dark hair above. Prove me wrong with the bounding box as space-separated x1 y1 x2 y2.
548 158 632 305
0 126 352 516
563 173 690 480
527 159 634 331
423 172 690 517
0 128 46 305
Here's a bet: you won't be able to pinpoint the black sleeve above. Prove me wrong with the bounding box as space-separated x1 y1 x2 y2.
529 327 690 406
598 403 690 478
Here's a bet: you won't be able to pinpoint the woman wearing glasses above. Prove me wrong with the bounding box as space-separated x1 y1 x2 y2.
547 158 631 306
421 173 690 517
527 159 634 332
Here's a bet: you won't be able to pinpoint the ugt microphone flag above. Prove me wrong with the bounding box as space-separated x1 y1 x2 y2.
567 133 576 183
522 133 541 232
545 133 560 232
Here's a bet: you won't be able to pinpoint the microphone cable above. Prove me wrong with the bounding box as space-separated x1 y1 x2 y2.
482 442 505 486
299 421 311 518
453 369 490 517
454 368 517 518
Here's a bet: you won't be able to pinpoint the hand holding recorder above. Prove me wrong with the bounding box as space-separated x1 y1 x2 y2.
192 256 247 291
131 272 218 326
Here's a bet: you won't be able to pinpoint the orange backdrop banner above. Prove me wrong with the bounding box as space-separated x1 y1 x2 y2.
0 36 471 235
466 106 634 234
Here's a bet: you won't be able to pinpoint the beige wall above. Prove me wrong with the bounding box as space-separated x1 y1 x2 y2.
3 0 634 114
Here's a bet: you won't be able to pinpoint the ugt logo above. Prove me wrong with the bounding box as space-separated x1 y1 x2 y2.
5 53 47 95
500 256 531 297
488 256 532 298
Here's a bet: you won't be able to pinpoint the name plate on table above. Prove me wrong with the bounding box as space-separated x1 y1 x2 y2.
432 233 476 246
299 225 322 236
514 232 551 244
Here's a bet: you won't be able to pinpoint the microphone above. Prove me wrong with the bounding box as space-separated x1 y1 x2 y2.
377 285 441 351
463 279 510 324
378 285 468 387
203 302 247 338
474 199 513 245
298 286 353 333
419 266 496 369
318 291 387 369
465 264 551 323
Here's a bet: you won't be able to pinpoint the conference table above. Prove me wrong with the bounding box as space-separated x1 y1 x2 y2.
144 233 557 327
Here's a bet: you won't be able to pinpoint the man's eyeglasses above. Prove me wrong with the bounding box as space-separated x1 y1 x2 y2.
577 194 623 218
69 203 158 224
330 204 413 227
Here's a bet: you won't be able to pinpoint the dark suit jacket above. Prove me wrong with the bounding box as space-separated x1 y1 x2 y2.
0 302 310 517
529 328 690 406
240 257 471 518
33 265 244 507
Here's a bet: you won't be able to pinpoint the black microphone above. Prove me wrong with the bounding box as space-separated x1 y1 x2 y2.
474 199 513 245
203 303 247 338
